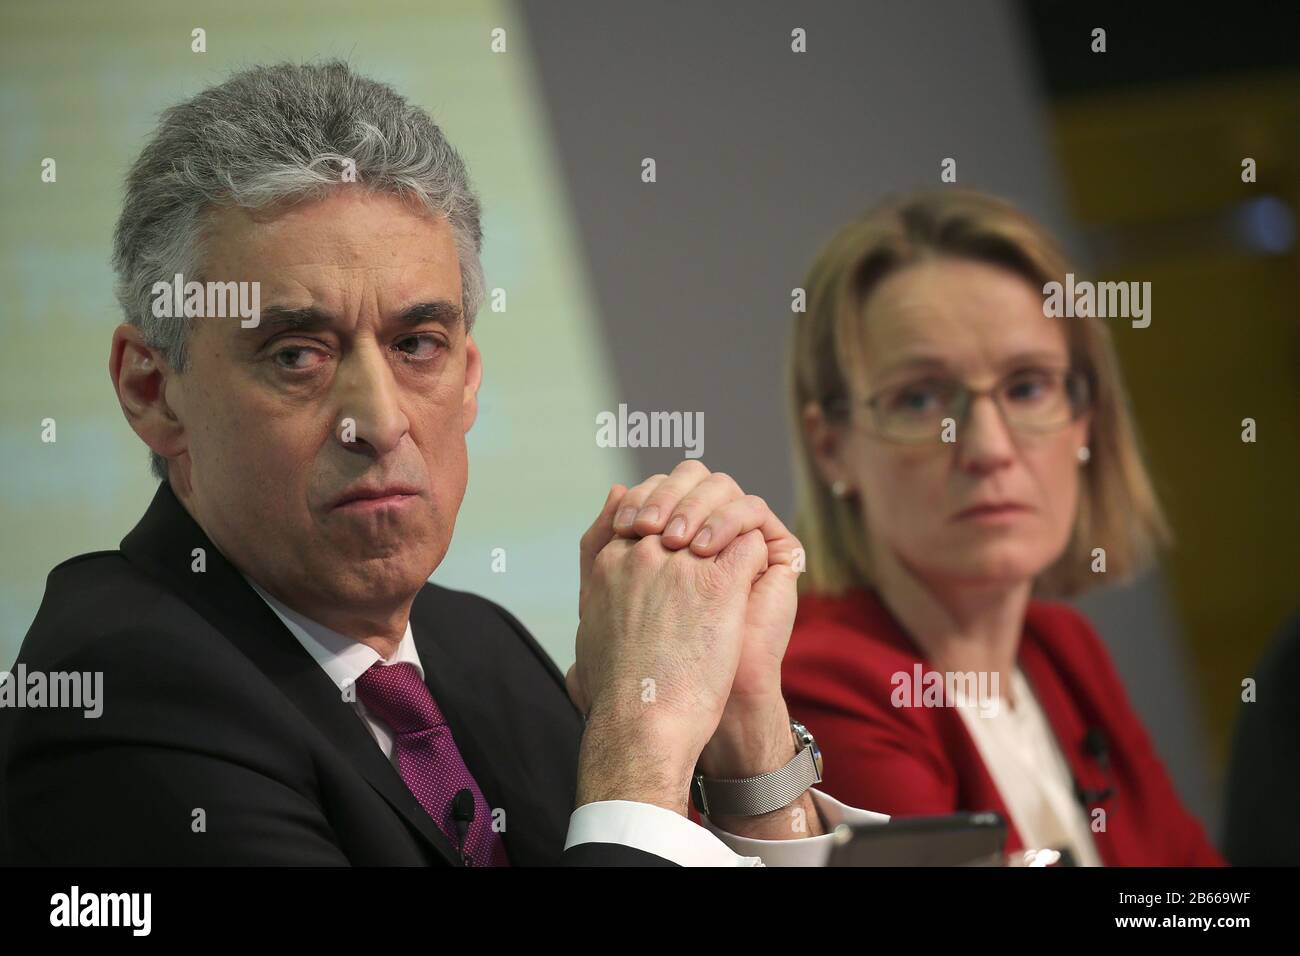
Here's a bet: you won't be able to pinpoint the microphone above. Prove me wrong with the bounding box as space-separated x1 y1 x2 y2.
451 788 475 866
1074 727 1114 807
1083 726 1110 769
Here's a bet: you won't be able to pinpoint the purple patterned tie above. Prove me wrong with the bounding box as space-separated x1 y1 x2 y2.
354 661 509 866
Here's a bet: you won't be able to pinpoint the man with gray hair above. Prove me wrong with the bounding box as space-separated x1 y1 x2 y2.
0 61 880 865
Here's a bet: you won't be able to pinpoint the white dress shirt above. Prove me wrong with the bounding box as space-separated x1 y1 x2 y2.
244 577 888 866
954 667 1102 866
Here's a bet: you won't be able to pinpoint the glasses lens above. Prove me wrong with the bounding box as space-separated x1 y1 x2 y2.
866 369 1089 442
1001 367 1094 432
873 377 961 441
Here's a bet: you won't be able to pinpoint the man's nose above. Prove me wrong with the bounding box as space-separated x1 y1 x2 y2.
955 392 1017 474
332 343 410 458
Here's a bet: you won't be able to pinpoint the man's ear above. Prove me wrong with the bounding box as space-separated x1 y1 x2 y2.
802 400 849 488
462 333 482 433
109 323 186 462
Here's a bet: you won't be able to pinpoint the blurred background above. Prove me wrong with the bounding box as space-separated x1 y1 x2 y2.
1 0 1296 849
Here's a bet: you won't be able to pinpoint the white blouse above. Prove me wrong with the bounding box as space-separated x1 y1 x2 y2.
954 668 1103 866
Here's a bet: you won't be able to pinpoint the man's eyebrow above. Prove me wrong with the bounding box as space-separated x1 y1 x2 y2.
251 301 464 340
254 306 336 337
396 300 463 328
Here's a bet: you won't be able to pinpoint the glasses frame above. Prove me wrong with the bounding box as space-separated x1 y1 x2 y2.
826 366 1094 445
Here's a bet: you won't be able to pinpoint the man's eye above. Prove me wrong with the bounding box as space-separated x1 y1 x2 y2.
394 334 445 360
273 347 324 370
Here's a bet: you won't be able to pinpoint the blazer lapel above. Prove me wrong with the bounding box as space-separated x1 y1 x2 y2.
118 482 462 865
859 588 1034 850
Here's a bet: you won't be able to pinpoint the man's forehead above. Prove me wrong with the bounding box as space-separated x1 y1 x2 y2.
203 190 458 265
195 192 463 321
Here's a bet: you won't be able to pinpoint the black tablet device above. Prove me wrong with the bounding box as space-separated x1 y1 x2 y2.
826 812 1009 866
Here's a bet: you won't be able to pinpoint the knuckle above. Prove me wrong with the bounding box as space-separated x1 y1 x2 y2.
626 476 665 502
619 494 648 514
711 472 742 496
665 550 697 586
591 544 621 577
628 535 664 568
640 487 670 509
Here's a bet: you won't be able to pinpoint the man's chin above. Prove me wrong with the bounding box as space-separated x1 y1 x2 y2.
325 561 436 606
286 517 448 607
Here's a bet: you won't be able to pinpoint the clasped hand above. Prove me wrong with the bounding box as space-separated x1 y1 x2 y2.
568 461 804 817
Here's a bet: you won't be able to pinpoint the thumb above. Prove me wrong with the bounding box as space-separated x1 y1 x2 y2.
749 563 800 637
713 527 769 585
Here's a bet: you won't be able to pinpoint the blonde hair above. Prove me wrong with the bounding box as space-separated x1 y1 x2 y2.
789 189 1170 598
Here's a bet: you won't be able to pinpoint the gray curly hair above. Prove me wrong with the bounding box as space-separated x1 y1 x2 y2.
111 60 485 482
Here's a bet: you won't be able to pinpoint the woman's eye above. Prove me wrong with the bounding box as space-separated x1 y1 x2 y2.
890 381 948 414
394 334 445 359
1006 372 1054 402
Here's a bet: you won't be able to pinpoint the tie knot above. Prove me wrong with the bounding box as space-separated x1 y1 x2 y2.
353 661 446 735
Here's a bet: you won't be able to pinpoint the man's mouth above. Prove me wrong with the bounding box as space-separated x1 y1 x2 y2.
328 484 423 512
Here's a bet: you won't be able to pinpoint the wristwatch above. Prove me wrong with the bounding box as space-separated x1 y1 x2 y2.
690 720 824 817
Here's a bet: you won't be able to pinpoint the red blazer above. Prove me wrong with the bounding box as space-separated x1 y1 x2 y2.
783 588 1224 866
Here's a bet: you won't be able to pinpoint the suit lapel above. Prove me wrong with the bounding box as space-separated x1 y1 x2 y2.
408 597 574 866
408 627 516 857
119 482 462 865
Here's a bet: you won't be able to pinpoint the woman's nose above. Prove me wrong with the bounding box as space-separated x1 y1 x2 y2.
955 393 1017 472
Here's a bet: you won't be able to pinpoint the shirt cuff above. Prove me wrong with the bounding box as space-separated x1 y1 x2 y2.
566 800 762 867
701 788 891 866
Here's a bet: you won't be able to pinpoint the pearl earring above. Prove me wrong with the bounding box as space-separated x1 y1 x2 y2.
831 480 850 498
1077 446 1091 465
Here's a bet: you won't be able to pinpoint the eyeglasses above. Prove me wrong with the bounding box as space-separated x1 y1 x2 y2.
826 366 1092 444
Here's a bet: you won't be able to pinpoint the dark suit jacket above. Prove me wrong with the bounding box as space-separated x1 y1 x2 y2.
0 481 673 866
1224 608 1300 866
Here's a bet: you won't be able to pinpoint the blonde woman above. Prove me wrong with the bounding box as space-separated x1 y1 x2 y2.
783 190 1222 865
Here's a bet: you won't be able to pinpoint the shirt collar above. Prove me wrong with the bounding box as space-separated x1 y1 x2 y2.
242 574 425 692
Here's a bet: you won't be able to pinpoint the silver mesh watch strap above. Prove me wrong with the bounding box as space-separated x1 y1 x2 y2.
691 721 824 818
